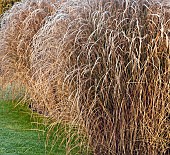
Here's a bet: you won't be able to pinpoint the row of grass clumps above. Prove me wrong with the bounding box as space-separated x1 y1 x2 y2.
0 0 169 154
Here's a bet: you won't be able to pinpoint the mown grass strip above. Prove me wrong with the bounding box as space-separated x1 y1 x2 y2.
0 100 66 155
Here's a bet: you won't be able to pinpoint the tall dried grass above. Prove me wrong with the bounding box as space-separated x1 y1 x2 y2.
0 0 61 99
0 0 169 154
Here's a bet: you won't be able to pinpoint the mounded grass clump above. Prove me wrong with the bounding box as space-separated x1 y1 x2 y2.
0 0 60 84
0 0 169 154
0 0 64 110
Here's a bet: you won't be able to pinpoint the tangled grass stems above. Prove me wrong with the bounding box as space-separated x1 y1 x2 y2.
0 0 170 154
0 0 64 107
0 0 62 81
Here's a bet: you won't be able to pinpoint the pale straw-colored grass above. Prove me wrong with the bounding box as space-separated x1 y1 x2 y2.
0 0 169 154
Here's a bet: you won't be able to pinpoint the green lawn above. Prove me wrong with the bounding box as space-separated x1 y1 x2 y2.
0 83 89 155
0 100 66 155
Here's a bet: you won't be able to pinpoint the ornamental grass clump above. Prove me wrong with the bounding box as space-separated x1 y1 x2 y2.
0 0 169 154
0 0 60 100
0 0 59 77
31 0 169 154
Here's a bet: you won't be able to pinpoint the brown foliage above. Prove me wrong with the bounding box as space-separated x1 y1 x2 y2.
0 0 169 154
